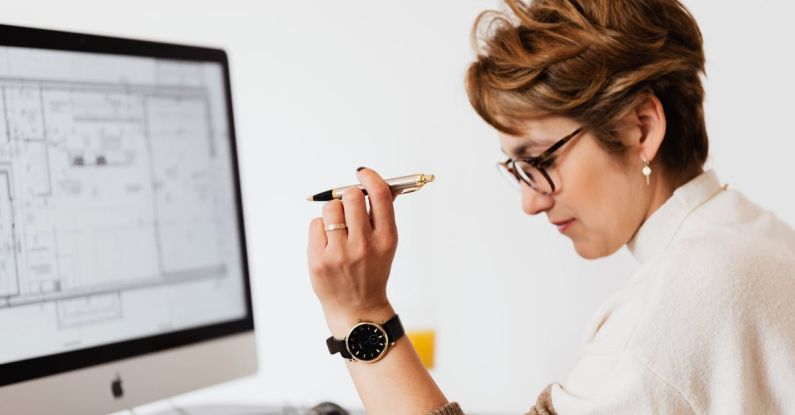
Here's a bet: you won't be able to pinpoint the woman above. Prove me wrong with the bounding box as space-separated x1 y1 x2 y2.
307 0 795 413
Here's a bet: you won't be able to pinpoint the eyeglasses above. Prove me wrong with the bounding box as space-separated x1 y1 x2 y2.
497 127 584 196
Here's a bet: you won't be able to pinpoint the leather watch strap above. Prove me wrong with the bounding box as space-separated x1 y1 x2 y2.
382 314 404 344
326 336 352 359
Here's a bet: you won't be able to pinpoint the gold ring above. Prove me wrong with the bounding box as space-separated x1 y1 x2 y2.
324 223 348 232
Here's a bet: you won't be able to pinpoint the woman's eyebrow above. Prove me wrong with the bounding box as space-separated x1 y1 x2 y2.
501 143 543 158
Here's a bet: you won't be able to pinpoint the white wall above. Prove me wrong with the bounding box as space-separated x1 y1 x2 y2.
2 1 793 413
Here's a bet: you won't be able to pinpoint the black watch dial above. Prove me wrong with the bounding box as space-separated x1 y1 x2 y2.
346 323 388 362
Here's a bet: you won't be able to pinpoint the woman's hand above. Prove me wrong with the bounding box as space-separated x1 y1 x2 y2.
307 167 399 336
307 169 450 414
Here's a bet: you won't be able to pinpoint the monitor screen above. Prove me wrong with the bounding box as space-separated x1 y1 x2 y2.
0 27 253 389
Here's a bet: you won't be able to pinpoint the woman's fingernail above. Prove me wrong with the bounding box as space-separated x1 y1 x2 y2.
356 166 366 172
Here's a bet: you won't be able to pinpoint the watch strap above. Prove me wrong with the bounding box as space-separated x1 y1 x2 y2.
382 314 404 344
326 336 352 359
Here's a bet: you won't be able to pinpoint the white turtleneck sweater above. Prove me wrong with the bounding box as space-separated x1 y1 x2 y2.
432 170 795 414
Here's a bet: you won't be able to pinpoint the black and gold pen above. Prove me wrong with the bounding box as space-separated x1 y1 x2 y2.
306 174 435 201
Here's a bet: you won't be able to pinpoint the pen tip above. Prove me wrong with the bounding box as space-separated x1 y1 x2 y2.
306 196 313 201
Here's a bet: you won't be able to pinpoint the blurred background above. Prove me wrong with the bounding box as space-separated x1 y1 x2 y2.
2 1 792 413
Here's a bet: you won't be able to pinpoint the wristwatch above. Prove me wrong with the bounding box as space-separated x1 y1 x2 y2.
326 314 404 363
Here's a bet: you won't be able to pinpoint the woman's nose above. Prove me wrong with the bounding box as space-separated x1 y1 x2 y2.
520 182 554 215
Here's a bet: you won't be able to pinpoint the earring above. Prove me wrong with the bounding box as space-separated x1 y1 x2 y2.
642 158 652 186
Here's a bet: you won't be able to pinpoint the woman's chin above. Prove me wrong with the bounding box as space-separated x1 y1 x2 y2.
572 239 619 260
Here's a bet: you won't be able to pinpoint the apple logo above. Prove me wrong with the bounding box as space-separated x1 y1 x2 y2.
111 374 124 399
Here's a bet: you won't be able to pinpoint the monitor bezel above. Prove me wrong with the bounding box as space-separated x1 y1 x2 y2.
0 23 255 387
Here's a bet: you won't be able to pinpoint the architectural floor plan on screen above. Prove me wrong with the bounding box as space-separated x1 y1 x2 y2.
0 47 246 364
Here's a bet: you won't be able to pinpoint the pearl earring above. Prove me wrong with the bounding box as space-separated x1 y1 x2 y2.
642 158 652 186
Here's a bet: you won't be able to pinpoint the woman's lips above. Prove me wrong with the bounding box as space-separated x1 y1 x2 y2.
553 219 575 233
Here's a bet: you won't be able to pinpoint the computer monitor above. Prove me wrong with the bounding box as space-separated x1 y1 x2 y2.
0 24 256 414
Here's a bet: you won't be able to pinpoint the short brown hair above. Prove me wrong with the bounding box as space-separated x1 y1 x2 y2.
466 0 708 188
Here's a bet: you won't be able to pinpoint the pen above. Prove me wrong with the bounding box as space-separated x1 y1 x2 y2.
306 173 435 201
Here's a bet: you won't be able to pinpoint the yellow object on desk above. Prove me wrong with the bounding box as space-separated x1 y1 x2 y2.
406 329 436 369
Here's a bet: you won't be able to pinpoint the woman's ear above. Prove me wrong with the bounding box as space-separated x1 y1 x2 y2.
631 93 666 162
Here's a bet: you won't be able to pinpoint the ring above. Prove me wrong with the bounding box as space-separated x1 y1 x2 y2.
324 223 348 232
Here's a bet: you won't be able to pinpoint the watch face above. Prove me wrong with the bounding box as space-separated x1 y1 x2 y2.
346 323 388 362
